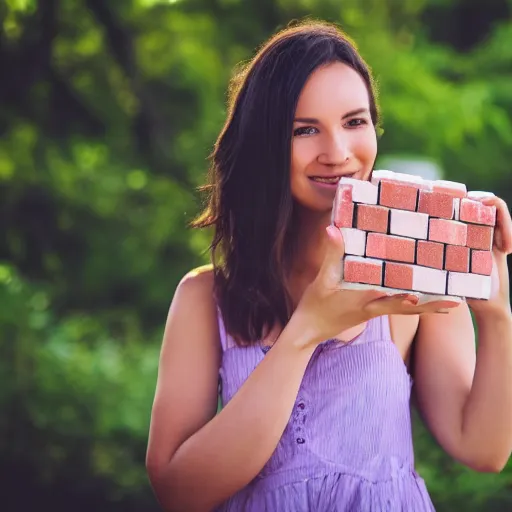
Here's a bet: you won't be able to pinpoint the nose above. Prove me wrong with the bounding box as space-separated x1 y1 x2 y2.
317 131 352 166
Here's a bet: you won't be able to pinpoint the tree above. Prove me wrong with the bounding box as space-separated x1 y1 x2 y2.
1 0 511 509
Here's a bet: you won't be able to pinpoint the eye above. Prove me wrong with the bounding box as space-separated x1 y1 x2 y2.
345 118 368 128
293 126 318 137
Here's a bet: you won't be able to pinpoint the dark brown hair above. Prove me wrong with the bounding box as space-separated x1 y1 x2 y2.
192 20 380 345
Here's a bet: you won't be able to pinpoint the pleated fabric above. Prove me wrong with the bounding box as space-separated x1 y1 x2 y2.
215 314 435 512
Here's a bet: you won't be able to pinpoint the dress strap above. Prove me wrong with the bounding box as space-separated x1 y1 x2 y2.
216 307 237 351
365 315 393 342
216 307 228 352
379 314 393 341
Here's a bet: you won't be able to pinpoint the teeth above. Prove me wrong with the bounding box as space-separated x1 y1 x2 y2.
311 177 340 183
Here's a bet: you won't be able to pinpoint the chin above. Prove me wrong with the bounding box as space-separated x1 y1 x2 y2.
293 197 333 216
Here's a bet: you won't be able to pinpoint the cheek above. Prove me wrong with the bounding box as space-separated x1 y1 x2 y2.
291 139 316 176
354 129 377 162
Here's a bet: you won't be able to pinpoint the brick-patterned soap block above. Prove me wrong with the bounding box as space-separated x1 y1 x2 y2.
366 233 416 263
384 262 447 294
332 185 354 228
416 240 444 269
355 204 389 233
341 228 366 256
466 224 493 251
343 256 383 285
445 245 470 272
429 218 467 246
389 209 429 239
447 272 491 299
379 180 418 211
338 177 378 204
471 250 493 276
418 190 455 219
432 180 467 198
459 198 496 226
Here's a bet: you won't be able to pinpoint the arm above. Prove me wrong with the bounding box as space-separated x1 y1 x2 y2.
414 196 512 472
146 268 318 512
146 229 464 511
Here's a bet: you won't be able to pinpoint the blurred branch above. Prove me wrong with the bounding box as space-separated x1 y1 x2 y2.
83 0 137 77
0 0 57 101
84 0 192 188
0 0 104 138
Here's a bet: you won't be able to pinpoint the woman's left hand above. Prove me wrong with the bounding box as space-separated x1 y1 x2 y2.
466 194 512 317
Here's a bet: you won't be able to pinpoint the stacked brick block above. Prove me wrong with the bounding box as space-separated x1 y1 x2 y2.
332 170 496 300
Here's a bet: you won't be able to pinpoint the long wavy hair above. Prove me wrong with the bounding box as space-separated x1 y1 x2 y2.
192 20 380 345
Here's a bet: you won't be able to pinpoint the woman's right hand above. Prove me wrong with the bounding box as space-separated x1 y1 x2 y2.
294 225 461 347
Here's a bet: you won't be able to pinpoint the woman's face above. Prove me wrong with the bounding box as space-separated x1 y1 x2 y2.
290 62 377 214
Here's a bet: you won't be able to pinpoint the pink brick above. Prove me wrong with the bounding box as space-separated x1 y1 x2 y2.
332 185 354 228
343 256 382 285
384 261 413 290
366 233 416 263
384 262 447 294
428 218 467 246
447 272 491 299
338 177 378 204
416 240 444 269
379 180 418 211
432 180 467 198
466 224 493 251
459 198 496 226
417 190 455 219
389 209 428 239
355 204 389 233
340 228 366 256
471 250 493 276
445 245 470 272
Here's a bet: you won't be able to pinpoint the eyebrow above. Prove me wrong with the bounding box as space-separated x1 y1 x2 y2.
294 108 370 124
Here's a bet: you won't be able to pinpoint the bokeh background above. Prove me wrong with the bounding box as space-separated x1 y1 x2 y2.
1 0 512 510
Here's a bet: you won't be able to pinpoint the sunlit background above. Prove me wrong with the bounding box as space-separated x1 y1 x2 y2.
1 0 512 510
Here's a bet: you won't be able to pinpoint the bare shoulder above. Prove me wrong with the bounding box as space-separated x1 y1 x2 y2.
146 263 221 477
162 262 220 368
179 263 215 292
170 263 217 335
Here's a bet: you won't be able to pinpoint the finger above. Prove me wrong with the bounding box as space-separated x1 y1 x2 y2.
363 292 419 315
478 196 512 254
363 290 463 318
414 300 461 315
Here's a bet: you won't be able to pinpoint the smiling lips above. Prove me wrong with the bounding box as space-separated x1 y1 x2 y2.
309 173 356 184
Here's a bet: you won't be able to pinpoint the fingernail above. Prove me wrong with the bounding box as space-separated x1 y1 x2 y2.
326 225 338 240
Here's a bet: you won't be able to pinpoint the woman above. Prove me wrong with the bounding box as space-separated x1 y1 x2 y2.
146 21 512 511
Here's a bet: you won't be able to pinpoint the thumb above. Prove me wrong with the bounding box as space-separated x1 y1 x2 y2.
319 225 346 286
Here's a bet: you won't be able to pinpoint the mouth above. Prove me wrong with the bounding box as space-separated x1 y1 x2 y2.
308 173 356 185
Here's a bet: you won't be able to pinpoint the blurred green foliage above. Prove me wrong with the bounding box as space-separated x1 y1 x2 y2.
1 0 512 510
